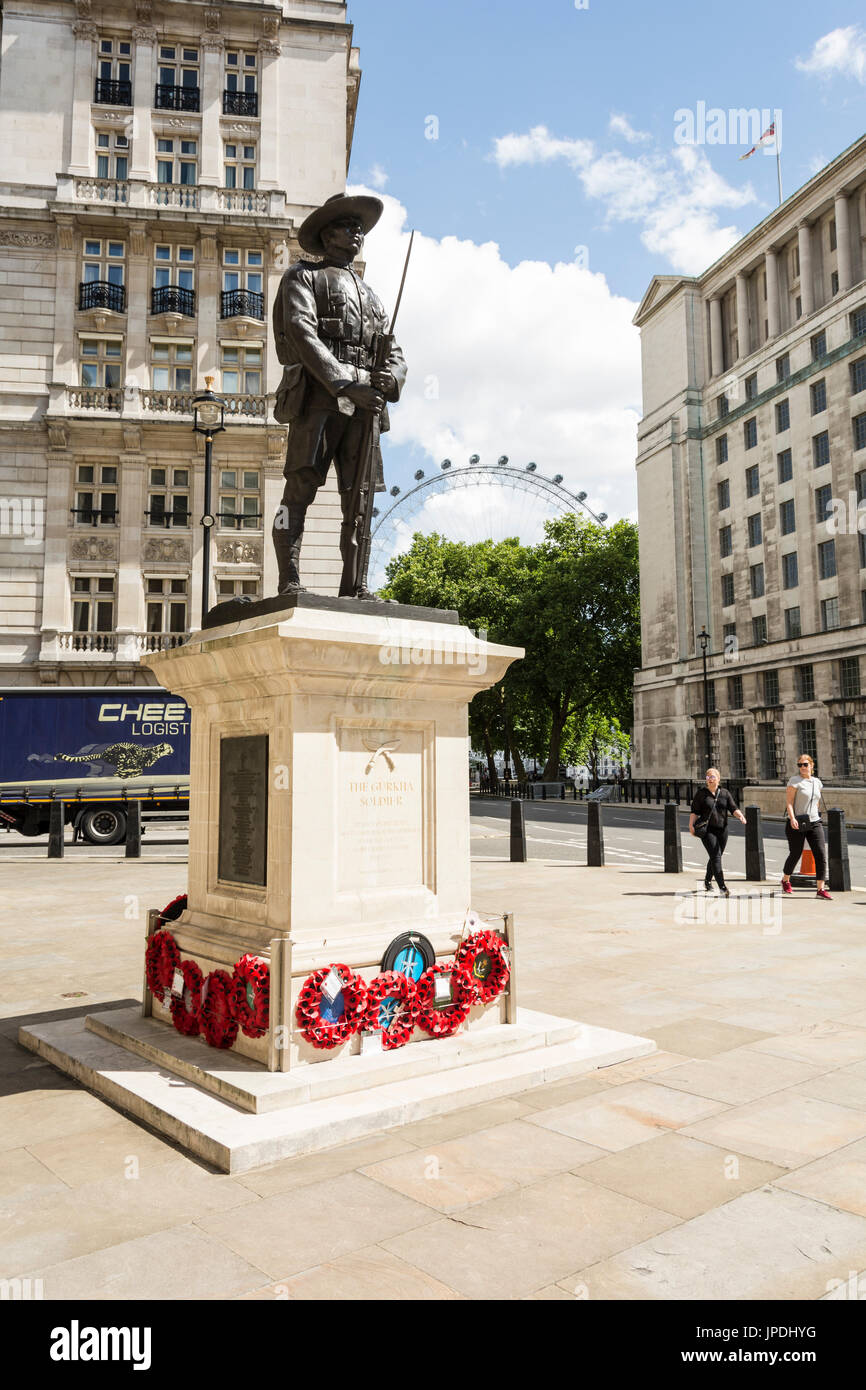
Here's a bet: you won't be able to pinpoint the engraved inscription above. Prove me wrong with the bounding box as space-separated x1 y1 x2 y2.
339 727 423 892
218 734 268 887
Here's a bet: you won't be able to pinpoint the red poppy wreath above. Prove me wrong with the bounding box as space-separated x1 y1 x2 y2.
170 958 204 1037
200 968 239 1050
362 971 419 1050
145 929 181 1002
455 929 510 1005
232 954 270 1039
295 964 367 1050
415 961 474 1038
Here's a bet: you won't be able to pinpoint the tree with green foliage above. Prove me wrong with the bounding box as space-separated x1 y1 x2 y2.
562 712 631 788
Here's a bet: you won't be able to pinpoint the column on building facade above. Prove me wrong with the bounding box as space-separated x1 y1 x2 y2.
126 224 151 389
735 273 750 360
199 36 225 186
197 234 219 384
257 37 282 189
764 248 781 339
798 222 814 316
52 221 79 386
39 445 73 651
130 25 157 183
709 296 723 377
69 20 96 175
835 190 853 293
116 449 147 659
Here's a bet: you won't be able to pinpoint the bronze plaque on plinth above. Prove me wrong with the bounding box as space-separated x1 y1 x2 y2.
218 734 268 887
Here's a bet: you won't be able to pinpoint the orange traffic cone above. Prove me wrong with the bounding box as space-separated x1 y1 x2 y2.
800 846 816 876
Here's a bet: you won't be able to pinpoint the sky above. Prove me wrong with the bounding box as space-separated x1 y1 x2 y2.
343 0 866 567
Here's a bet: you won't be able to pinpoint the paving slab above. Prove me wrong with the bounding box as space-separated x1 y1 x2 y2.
681 1093 866 1169
237 1246 462 1301
524 1080 727 1152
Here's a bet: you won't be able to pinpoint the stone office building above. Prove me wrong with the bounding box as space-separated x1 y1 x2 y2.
632 133 866 786
0 0 359 688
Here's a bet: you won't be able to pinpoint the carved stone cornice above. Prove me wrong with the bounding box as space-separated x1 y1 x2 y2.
132 25 158 43
201 34 225 53
258 37 281 57
129 225 148 257
73 20 98 41
136 0 153 21
48 422 70 449
0 229 55 248
204 7 221 31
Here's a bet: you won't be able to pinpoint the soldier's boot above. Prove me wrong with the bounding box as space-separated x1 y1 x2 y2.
273 504 307 594
338 518 377 600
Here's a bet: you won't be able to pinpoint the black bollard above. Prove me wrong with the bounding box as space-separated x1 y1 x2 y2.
48 799 65 858
663 802 682 872
745 805 765 882
125 799 142 858
587 801 604 866
510 799 527 863
827 808 851 893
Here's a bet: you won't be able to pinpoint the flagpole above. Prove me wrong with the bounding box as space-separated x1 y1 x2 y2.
776 126 783 205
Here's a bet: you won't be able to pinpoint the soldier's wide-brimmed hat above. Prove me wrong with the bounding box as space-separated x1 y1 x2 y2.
297 192 384 256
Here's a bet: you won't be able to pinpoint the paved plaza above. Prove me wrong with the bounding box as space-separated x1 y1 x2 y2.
2 847 866 1301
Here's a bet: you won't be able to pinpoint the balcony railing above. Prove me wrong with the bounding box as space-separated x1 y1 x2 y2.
217 188 268 214
144 508 191 527
94 77 132 106
138 389 196 415
138 631 189 652
74 178 129 204
222 90 258 117
154 83 200 111
150 182 198 210
220 288 264 321
60 633 117 653
67 386 122 412
151 285 196 316
224 394 267 419
69 507 118 526
79 280 126 313
217 511 263 529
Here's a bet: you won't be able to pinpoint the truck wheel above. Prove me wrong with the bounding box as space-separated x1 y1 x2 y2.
79 808 127 845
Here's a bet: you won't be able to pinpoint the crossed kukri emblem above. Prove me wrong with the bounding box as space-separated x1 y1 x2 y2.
363 736 401 774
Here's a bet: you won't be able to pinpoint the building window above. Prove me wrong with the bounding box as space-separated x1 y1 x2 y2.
152 245 195 316
729 725 747 779
840 656 861 698
747 513 762 547
797 718 818 772
706 680 717 713
719 525 732 558
795 295 802 320
224 142 256 190
796 665 815 702
220 248 264 320
147 467 189 528
829 218 837 252
745 372 758 400
776 353 790 381
777 448 793 483
218 469 261 529
220 344 262 395
818 538 837 580
775 399 790 432
813 431 830 467
723 621 737 646
752 614 768 645
716 434 728 465
79 336 122 390
750 563 765 598
851 358 866 396
156 45 200 110
223 49 258 114
79 237 126 313
73 463 117 526
717 394 729 419
814 484 833 526
759 723 778 779
831 270 839 296
95 38 132 104
863 590 866 624
855 414 866 452
95 129 129 181
150 341 193 392
217 578 261 601
146 577 188 635
782 551 799 590
779 499 796 535
764 669 780 705
860 532 866 570
811 331 827 361
718 479 730 511
744 417 757 449
72 575 115 635
745 464 760 498
156 138 197 185
852 306 866 339
721 573 735 608
835 716 854 777
821 596 840 631
785 606 801 639
728 674 743 708
810 379 827 414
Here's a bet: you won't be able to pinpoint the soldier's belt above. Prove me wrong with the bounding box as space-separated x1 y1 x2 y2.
319 336 374 369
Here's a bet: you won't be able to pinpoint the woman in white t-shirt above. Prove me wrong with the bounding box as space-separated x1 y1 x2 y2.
781 753 831 900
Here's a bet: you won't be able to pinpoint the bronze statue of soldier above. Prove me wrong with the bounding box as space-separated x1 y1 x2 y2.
271 193 407 599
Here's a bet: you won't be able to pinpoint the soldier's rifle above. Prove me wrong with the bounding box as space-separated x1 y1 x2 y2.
344 230 414 595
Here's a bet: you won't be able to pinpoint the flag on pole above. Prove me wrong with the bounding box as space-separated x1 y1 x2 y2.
739 122 776 160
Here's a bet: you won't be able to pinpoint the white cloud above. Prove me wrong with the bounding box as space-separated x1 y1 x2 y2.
350 186 640 570
491 123 756 275
609 113 651 144
796 26 866 83
368 162 389 190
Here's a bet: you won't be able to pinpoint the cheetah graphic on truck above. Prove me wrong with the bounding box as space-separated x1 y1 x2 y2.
54 742 174 779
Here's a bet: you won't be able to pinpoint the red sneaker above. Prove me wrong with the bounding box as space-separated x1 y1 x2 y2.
781 879 793 895
816 889 833 901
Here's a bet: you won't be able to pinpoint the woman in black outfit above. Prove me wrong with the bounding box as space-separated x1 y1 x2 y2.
689 767 746 895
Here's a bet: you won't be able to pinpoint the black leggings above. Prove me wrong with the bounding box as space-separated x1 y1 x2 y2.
700 827 728 888
783 821 827 880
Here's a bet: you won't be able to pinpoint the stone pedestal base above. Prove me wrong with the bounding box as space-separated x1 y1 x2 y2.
20 1007 655 1173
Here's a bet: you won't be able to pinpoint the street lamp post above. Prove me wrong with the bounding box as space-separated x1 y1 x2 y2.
192 376 226 627
698 625 711 770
